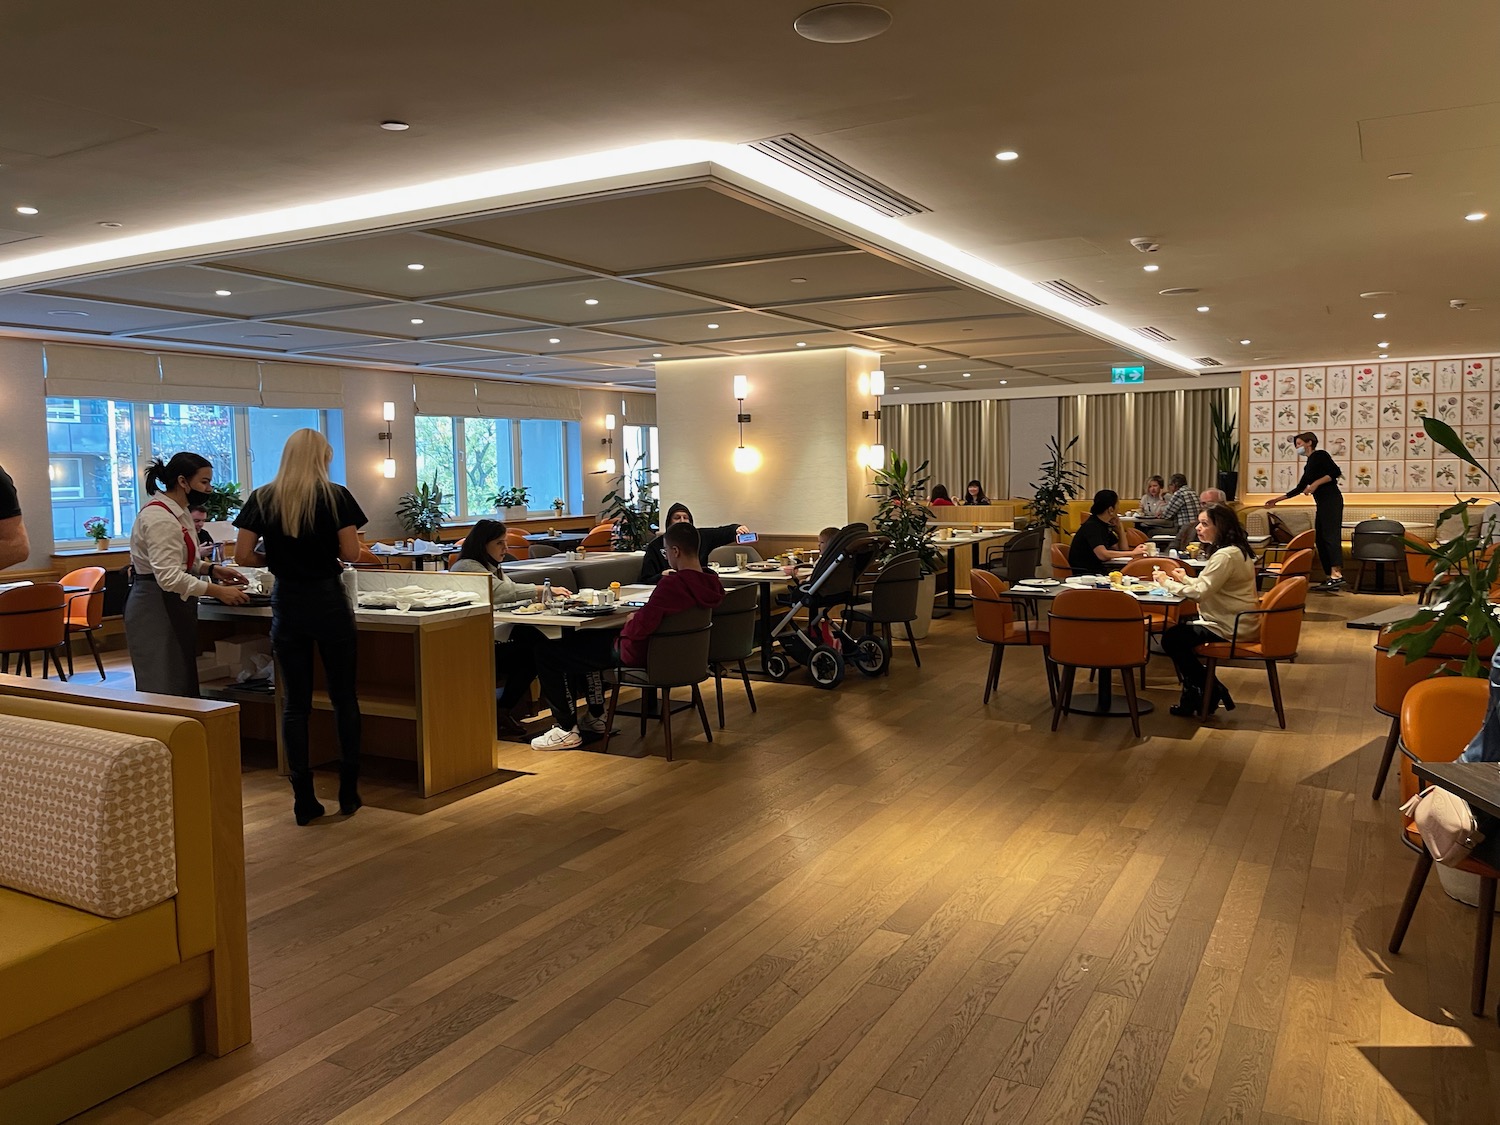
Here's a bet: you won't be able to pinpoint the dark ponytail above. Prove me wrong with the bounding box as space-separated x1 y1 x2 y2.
144 451 212 496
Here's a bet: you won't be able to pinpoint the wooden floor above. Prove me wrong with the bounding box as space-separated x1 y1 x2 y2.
70 592 1500 1125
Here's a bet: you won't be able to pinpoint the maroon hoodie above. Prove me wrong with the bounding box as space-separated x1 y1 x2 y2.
618 567 725 666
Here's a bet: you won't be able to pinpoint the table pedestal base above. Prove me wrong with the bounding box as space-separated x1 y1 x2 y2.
1065 692 1154 717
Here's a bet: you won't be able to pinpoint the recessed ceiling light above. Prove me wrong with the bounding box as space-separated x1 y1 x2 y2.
410 318 424 325
706 322 720 329
999 379 1008 385
1143 264 1159 272
1379 353 1389 358
1377 341 1390 348
1360 291 1395 299
548 337 561 344
15 206 37 215
1373 312 1387 319
1239 339 1251 345
994 150 1019 162
407 263 424 270
584 298 599 305
1387 172 1414 180
1465 211 1488 222
380 121 410 131
214 289 232 296
962 372 972 378
96 221 122 228
652 352 662 358
790 277 808 284
892 385 900 390
1158 287 1198 296
47 310 88 317
1196 305 1210 312
917 364 927 369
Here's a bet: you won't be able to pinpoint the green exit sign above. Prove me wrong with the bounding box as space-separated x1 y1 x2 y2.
1111 364 1146 384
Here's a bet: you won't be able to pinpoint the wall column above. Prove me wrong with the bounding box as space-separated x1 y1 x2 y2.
656 348 880 534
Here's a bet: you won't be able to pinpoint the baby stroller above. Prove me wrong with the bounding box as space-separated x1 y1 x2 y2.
764 523 891 688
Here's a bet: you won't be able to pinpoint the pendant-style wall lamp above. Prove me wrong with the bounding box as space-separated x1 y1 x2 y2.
379 401 397 478
601 412 617 474
731 374 761 472
861 370 885 470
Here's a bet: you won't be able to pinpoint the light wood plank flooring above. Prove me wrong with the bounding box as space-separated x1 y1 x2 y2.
67 592 1500 1124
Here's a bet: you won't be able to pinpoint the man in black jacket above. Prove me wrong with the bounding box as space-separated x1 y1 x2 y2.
640 502 749 583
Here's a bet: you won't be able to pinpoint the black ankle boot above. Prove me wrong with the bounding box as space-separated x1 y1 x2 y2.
291 773 325 826
1213 684 1236 712
338 764 362 817
1169 688 1203 718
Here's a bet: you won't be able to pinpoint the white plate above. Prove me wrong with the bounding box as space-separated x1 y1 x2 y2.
1017 578 1059 587
714 566 741 574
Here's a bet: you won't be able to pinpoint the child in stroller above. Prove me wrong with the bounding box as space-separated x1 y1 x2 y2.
764 523 892 688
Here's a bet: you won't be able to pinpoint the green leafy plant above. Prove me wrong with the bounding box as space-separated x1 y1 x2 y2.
551 497 565 514
490 485 530 511
396 479 449 539
600 455 659 551
1028 436 1088 532
200 482 244 522
871 452 942 574
83 516 110 542
1386 416 1500 677
1210 399 1240 473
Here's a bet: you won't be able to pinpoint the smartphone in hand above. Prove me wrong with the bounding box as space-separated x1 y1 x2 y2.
736 531 758 543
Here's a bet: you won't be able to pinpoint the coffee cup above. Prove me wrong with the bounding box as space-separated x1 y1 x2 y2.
735 552 748 568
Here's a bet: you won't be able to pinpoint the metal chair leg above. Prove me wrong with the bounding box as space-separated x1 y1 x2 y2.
86 631 105 681
1372 717 1400 800
738 660 756 713
1266 660 1286 729
983 645 1002 704
1389 849 1433 954
903 622 920 667
660 687 674 762
1121 669 1143 738
713 666 726 729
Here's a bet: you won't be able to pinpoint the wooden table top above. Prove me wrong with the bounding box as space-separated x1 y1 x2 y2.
1414 761 1500 820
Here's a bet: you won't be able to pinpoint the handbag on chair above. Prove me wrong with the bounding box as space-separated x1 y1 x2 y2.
1265 513 1294 545
1400 786 1485 865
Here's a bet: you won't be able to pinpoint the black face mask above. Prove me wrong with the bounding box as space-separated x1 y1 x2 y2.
186 489 211 509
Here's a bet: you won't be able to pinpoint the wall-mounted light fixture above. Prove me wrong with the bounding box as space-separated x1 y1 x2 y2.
861 370 885 469
379 401 397 478
731 375 760 472
601 412 617 474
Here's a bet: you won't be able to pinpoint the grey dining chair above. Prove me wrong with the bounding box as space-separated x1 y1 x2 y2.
844 550 923 669
707 583 759 728
1350 519 1406 594
601 606 714 761
528 543 562 558
708 544 763 565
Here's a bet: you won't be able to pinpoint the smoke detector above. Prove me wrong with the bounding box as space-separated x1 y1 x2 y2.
1129 237 1161 253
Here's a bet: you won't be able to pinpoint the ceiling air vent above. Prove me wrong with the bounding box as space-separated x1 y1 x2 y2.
1035 279 1105 307
748 135 929 218
1134 326 1175 343
1194 356 1223 366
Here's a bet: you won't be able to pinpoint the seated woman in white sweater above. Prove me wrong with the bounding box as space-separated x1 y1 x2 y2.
1153 504 1260 717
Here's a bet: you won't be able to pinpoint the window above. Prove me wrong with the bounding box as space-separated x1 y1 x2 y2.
622 424 659 503
45 398 344 545
413 415 583 519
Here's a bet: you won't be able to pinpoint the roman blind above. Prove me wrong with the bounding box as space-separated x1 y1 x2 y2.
474 380 582 421
414 375 479 416
43 344 161 401
620 392 657 426
258 362 346 409
158 354 261 405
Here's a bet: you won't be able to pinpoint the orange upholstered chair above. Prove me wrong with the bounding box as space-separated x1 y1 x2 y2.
1195 576 1308 727
1369 624 1486 800
1402 545 1443 602
0 582 69 679
1387 677 1499 1017
580 523 615 553
505 529 531 560
1123 526 1148 548
1046 588 1150 737
1259 547 1312 590
1264 528 1315 565
970 570 1053 706
1049 543 1073 579
60 565 107 680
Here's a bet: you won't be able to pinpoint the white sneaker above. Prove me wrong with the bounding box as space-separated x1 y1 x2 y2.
577 711 608 734
530 726 583 751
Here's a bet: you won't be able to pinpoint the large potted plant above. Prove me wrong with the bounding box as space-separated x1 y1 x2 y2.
1211 398 1240 501
490 485 530 523
396 479 448 541
600 456 659 551
1028 436 1088 575
871 452 943 638
201 482 244 522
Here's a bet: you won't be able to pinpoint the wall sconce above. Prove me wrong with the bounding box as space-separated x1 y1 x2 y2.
379 401 397 478
601 412 616 474
732 375 760 472
860 370 884 470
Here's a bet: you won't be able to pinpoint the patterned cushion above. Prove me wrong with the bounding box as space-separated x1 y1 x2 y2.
0 715 176 919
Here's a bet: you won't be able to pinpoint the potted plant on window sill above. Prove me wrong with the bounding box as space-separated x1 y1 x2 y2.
83 516 111 551
490 486 530 523
871 452 943 639
1028 436 1087 576
396 480 448 542
551 497 566 518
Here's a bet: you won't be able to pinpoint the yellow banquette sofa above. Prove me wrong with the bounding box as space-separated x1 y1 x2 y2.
0 676 250 1125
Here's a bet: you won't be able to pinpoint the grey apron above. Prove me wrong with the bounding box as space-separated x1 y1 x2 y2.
125 576 200 696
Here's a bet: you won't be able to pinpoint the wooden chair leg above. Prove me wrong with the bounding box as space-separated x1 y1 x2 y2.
1053 665 1076 731
1372 717 1401 800
983 645 1003 704
738 660 756 713
1044 657 1058 708
903 622 920 668
1121 668 1143 738
52 647 69 681
1199 659 1218 721
87 631 105 681
1266 660 1286 729
1389 849 1433 954
660 687 673 762
640 688 650 737
1473 877 1496 1017
67 633 76 677
713 666 726 729
600 681 622 755
693 684 713 743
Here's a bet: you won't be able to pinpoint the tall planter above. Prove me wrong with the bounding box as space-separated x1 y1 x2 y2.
910 572 938 639
1216 470 1239 502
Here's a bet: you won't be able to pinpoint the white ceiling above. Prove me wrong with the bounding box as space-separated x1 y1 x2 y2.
0 1 1496 390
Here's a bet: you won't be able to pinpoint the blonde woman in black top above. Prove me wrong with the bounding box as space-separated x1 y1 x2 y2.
1264 430 1343 589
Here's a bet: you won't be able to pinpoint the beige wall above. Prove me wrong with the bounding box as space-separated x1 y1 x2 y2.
656 348 878 534
0 338 51 570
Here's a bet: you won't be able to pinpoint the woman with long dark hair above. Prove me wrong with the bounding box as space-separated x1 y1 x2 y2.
929 484 956 507
962 480 989 505
234 430 366 825
1153 505 1260 717
125 452 249 696
1264 431 1344 589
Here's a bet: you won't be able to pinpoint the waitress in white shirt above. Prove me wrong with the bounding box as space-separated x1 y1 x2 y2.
124 452 249 695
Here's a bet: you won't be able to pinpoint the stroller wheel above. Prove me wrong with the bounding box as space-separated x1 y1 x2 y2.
807 645 845 689
764 653 791 681
852 635 889 677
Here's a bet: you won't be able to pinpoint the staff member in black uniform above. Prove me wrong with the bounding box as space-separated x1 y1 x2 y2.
124 453 250 695
0 463 28 569
235 429 367 826
1264 430 1344 590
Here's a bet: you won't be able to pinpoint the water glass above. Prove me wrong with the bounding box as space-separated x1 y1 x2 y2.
735 552 748 568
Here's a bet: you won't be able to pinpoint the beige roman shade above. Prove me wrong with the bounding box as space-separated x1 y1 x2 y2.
474 380 582 421
43 344 162 401
158 354 261 405
620 392 656 426
414 374 478 416
258 362 346 409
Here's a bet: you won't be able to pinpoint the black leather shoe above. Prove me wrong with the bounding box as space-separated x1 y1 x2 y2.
1168 692 1203 718
291 774 325 826
338 765 362 817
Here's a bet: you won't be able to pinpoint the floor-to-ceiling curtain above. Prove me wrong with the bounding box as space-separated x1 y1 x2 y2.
883 399 1010 499
1059 386 1238 498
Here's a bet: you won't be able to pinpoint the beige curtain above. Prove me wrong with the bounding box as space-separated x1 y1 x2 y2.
1059 386 1239 497
883 399 1010 499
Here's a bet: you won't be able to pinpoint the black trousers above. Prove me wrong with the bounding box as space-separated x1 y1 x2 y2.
271 577 360 778
1313 487 1345 575
498 625 606 711
1161 621 1222 694
535 632 620 729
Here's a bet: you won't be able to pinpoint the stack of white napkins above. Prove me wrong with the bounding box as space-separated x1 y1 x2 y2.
357 585 476 612
368 542 400 554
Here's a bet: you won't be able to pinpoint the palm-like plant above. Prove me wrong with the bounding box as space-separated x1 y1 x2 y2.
396 479 449 540
600 455 659 551
871 453 941 574
1386 416 1500 676
1210 399 1240 474
1028 436 1088 532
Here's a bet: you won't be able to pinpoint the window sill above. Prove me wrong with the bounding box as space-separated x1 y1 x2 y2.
54 545 131 557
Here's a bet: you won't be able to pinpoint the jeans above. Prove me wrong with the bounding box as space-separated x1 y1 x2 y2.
1314 488 1345 575
1161 621 1222 694
535 632 621 729
271 577 360 777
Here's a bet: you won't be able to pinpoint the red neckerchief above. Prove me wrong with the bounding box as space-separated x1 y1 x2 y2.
144 500 196 572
